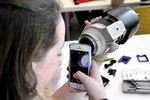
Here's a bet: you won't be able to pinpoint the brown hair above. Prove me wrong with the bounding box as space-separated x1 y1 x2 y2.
0 0 60 100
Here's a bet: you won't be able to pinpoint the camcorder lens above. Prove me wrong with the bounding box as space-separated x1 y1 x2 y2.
79 38 94 55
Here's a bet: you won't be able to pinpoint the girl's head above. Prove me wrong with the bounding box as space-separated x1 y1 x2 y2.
0 0 65 99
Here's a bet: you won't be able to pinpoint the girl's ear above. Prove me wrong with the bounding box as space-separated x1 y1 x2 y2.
31 61 46 92
32 62 40 74
32 62 36 71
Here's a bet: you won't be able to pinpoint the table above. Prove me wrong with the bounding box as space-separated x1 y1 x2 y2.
61 0 141 40
60 34 150 100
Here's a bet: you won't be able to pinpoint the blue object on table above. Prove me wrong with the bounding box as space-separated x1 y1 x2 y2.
118 56 131 64
136 54 149 62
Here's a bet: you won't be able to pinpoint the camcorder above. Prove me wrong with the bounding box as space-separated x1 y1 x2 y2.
78 7 139 56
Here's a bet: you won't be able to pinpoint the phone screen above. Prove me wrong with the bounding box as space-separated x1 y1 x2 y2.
70 50 90 84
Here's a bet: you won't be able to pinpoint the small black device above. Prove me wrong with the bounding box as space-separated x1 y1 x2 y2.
101 75 109 87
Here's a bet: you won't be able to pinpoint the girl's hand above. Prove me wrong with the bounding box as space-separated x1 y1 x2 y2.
84 16 102 26
73 60 107 100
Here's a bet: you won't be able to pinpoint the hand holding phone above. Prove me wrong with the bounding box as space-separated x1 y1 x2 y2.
69 43 91 90
72 60 108 100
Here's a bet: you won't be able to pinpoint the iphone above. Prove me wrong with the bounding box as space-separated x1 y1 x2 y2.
69 43 91 90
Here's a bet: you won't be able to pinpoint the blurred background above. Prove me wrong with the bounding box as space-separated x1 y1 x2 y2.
61 0 150 41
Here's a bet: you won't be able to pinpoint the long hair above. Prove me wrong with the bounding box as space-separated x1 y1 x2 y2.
0 0 60 100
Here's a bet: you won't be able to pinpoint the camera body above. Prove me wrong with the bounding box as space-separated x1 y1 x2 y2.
78 7 139 56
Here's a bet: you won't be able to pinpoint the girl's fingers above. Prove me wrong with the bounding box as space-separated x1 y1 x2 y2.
84 20 91 26
73 71 91 86
85 16 102 27
90 16 102 23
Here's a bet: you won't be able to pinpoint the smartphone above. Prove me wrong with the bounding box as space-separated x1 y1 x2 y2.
69 43 91 90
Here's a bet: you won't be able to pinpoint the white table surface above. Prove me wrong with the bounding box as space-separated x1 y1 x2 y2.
60 34 150 100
